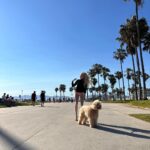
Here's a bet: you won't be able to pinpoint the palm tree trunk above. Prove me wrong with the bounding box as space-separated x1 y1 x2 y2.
131 55 138 100
135 2 147 99
97 74 100 86
127 79 131 100
56 92 57 99
120 61 126 100
86 88 89 100
60 92 61 99
118 79 122 100
92 91 94 100
104 78 107 100
94 86 96 98
135 48 142 100
63 92 65 100
118 79 121 89
111 87 115 101
97 74 100 97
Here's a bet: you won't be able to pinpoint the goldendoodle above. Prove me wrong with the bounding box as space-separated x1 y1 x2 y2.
78 100 102 128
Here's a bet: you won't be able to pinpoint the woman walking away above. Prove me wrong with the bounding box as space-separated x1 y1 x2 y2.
40 91 46 107
72 72 89 121
31 91 36 106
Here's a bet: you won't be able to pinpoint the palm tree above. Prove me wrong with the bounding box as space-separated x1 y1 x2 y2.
59 86 62 101
61 84 66 99
101 84 109 100
115 71 123 100
125 68 133 100
118 17 146 100
117 34 138 100
101 66 110 84
96 86 102 100
113 88 123 100
143 32 150 53
55 87 58 99
88 68 96 78
131 71 139 85
91 77 97 97
69 87 73 96
129 84 137 99
89 87 95 100
108 74 117 100
92 64 103 86
100 66 110 100
126 44 138 100
114 49 127 100
127 16 149 99
124 0 148 99
108 74 116 100
115 71 122 89
143 73 150 82
59 84 66 101
92 64 103 97
91 77 97 87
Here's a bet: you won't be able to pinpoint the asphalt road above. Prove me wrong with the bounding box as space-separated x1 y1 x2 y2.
0 102 150 150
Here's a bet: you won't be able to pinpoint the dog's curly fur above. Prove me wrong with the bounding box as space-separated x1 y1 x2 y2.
78 100 102 128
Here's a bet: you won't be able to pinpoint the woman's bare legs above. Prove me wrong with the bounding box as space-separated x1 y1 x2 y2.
80 93 85 106
75 92 85 121
75 93 79 121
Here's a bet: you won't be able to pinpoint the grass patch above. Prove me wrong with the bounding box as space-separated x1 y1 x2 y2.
101 100 131 103
0 101 40 108
0 104 7 108
101 100 150 109
16 101 40 106
129 114 150 123
15 101 39 106
129 100 150 109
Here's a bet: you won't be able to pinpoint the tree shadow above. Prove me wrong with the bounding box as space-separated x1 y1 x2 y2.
0 128 35 150
96 123 150 139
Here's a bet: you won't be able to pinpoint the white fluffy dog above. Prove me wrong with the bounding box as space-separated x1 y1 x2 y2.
78 100 102 128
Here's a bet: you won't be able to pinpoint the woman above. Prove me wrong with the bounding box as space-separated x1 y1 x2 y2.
40 90 46 107
72 72 89 121
31 91 36 106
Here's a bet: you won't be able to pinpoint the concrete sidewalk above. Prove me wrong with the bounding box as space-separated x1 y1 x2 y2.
0 102 150 150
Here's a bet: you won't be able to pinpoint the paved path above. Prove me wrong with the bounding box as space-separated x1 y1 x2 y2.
0 102 150 150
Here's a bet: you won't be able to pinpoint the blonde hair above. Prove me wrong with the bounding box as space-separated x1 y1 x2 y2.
80 72 90 87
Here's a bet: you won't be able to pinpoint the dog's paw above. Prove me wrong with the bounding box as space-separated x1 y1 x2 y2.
78 120 81 125
82 122 86 125
89 124 96 128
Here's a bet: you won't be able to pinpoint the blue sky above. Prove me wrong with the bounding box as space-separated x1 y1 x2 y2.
0 0 150 97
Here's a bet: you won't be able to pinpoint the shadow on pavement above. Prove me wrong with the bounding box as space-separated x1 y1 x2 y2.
96 123 150 139
37 105 60 108
0 128 35 150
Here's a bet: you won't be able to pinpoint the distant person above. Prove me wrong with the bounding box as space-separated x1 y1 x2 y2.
40 91 46 107
72 72 89 121
49 98 51 102
53 97 55 103
2 93 6 101
6 94 9 100
58 98 60 103
31 91 36 106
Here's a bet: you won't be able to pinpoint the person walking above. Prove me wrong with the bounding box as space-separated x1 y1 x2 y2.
40 91 46 107
31 91 36 106
2 93 6 101
72 72 89 121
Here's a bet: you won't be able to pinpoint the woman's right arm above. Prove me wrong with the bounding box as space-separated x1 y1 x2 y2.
72 79 77 87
